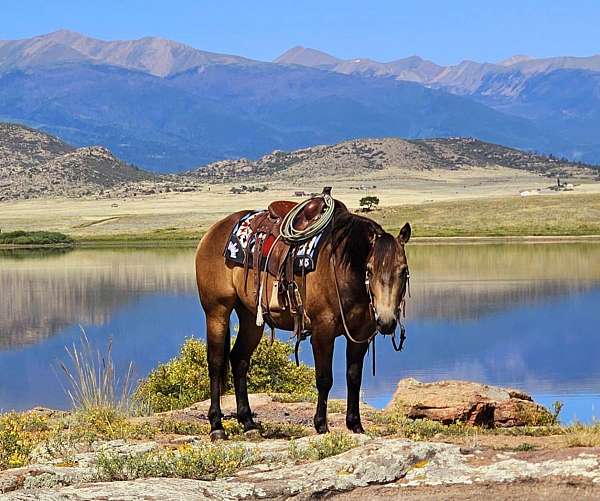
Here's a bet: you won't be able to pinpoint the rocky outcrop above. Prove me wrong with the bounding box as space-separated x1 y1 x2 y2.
387 378 553 427
5 438 600 500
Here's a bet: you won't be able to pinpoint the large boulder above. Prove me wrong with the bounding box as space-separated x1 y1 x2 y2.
386 378 553 427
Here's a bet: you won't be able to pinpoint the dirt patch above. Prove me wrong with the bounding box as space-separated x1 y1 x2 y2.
337 477 600 501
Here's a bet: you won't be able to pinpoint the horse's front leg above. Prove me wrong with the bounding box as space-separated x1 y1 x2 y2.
345 340 369 433
311 332 335 434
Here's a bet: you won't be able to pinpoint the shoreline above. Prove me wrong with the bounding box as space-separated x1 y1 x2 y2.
3 234 600 250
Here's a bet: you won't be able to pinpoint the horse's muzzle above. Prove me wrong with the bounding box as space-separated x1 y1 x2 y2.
376 317 397 336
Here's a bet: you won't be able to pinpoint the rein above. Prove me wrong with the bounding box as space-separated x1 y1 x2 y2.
331 250 378 346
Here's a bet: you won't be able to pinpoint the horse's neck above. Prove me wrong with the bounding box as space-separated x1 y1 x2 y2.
335 254 369 305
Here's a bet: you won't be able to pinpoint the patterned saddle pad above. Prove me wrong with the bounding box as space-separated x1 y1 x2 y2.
223 211 326 273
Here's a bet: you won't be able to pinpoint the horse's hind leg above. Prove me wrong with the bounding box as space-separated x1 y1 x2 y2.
231 306 263 432
206 304 233 441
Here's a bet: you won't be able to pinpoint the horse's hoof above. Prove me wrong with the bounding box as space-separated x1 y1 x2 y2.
244 428 261 441
315 424 329 434
209 429 227 442
346 419 365 434
349 424 365 434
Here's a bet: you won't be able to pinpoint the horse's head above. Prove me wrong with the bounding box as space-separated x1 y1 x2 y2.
366 222 411 335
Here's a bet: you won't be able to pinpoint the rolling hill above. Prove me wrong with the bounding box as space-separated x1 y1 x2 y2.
0 123 153 200
189 136 596 181
2 123 594 201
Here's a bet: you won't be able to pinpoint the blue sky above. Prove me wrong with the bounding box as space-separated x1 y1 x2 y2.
1 0 599 64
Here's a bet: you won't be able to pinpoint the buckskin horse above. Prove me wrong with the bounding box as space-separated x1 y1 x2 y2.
195 194 411 440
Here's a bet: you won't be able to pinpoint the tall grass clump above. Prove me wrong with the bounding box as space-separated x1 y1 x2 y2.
58 331 136 416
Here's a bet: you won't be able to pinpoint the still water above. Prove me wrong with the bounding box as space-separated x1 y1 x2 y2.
1 243 600 423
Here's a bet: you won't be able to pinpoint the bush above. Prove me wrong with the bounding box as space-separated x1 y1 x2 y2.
96 443 259 481
289 431 358 461
0 412 51 469
136 337 316 412
0 230 74 246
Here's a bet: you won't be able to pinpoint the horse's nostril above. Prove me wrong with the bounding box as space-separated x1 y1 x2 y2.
377 318 397 335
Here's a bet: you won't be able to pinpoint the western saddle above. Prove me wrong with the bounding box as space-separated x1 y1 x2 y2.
244 187 333 342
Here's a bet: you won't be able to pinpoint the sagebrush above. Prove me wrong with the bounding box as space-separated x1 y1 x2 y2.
135 337 315 412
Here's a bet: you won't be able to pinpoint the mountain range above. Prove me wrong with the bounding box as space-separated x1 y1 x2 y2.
0 30 599 172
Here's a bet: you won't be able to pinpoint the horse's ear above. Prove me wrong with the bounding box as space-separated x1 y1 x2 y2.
397 222 411 244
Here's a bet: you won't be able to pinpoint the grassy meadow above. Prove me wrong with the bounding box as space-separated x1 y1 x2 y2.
1 191 599 247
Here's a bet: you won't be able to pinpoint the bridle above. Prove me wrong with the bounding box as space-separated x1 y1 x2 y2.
365 265 410 352
332 237 410 349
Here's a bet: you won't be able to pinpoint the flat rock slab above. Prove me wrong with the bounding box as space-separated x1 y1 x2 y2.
387 378 553 426
6 439 600 500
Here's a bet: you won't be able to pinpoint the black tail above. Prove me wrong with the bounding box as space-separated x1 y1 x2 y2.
220 325 231 395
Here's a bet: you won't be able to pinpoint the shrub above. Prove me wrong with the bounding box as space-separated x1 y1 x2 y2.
367 407 470 440
0 230 74 246
69 407 157 443
289 431 357 461
136 337 315 412
564 422 600 447
246 337 315 397
260 422 310 439
0 412 51 469
96 443 259 481
135 338 211 412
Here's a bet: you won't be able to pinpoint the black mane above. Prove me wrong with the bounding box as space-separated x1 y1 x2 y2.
330 203 384 270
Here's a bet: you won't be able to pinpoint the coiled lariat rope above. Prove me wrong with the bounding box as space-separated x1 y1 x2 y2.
280 194 335 244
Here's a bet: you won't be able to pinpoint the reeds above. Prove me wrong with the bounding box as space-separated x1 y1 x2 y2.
58 329 135 414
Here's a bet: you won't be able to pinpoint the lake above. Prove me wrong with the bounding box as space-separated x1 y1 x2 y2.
1 243 600 424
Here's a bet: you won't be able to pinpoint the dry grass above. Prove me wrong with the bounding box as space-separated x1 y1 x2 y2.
58 331 136 415
1 171 598 241
374 193 600 237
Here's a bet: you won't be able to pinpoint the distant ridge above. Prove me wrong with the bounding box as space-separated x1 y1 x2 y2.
274 46 341 68
0 29 254 76
1 123 596 200
189 137 596 181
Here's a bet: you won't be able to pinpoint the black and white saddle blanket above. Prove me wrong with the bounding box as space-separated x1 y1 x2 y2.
223 211 326 273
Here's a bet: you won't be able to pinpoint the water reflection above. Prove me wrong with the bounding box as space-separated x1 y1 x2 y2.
0 249 195 349
0 243 599 421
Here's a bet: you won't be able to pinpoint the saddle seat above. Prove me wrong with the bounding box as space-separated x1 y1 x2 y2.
267 197 326 232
